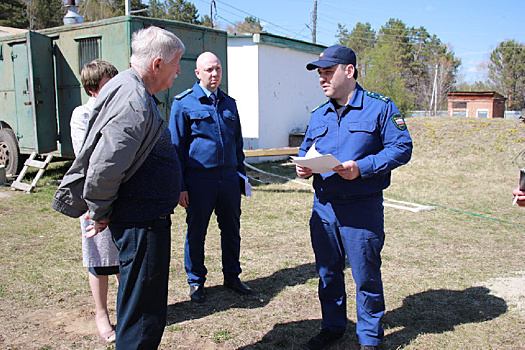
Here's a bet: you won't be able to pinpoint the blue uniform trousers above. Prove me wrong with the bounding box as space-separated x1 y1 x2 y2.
310 193 385 346
184 169 242 286
110 216 171 350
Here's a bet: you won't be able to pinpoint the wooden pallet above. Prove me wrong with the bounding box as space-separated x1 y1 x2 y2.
11 152 54 193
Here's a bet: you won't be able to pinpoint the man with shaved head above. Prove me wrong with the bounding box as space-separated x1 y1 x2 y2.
169 52 251 303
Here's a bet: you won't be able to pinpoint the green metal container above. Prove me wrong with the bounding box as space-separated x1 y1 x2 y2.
0 16 228 175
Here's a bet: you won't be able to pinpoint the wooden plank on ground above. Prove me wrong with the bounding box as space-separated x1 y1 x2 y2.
244 147 299 158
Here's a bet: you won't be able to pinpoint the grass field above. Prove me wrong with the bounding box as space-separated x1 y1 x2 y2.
0 117 524 349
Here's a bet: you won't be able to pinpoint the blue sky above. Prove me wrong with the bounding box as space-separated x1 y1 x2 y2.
190 0 525 83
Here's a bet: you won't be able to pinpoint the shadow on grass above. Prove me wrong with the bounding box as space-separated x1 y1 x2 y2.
382 286 507 348
238 319 358 350
238 286 507 349
166 262 317 326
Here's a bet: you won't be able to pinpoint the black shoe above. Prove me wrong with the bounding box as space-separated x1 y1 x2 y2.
360 346 379 350
224 279 253 294
305 329 344 350
189 285 206 303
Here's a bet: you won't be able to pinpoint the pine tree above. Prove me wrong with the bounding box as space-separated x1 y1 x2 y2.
147 0 167 19
360 19 414 113
30 0 65 29
166 0 200 24
77 0 115 22
488 40 525 111
226 16 262 35
336 22 375 77
0 0 28 28
336 18 460 112
111 0 148 16
200 14 214 28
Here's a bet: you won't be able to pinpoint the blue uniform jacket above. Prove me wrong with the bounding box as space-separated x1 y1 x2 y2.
299 83 413 198
169 82 245 191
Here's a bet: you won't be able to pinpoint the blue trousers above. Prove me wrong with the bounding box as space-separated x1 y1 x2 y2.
310 193 385 346
184 171 242 286
110 216 171 350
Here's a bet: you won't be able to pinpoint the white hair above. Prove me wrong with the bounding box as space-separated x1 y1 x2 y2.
130 26 185 74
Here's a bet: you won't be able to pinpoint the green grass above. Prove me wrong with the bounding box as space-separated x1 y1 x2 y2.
0 117 524 349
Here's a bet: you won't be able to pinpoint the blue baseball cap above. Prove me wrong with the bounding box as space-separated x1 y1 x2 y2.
306 45 357 71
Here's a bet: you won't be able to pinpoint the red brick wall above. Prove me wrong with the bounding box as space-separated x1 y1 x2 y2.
448 95 506 118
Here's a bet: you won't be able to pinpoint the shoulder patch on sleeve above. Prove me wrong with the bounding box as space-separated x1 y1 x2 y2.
311 100 329 113
391 113 407 131
366 91 391 103
175 88 193 100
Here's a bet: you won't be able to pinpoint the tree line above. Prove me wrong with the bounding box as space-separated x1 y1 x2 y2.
1 0 523 112
337 20 460 113
337 21 525 113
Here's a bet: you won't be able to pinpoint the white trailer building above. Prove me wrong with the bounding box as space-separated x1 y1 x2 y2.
227 33 327 159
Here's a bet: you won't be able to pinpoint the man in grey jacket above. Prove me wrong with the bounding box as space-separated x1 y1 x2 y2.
53 26 184 349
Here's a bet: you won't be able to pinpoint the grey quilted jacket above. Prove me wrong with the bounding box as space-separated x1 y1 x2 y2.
52 68 166 221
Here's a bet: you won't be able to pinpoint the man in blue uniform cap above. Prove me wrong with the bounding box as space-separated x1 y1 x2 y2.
297 45 413 350
169 52 252 303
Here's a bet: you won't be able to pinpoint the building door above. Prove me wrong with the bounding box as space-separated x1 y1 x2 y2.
27 31 57 153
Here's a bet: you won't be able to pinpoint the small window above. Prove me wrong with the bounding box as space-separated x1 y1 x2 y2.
452 102 467 109
78 37 100 72
452 110 467 117
477 109 489 118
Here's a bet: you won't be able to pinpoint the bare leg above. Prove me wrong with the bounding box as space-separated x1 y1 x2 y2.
88 272 115 341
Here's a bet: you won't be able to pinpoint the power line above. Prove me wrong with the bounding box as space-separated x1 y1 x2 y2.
191 0 523 53
193 0 314 41
221 1 308 38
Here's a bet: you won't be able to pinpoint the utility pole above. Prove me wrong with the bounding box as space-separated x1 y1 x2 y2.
312 1 317 44
210 0 216 28
429 63 438 116
434 64 439 116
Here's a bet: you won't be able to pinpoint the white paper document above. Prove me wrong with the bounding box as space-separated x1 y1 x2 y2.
291 143 342 174
238 172 252 196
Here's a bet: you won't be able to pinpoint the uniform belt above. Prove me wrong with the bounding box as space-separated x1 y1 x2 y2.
185 166 237 179
317 191 382 203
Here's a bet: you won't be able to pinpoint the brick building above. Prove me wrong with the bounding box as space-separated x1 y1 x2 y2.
447 91 507 118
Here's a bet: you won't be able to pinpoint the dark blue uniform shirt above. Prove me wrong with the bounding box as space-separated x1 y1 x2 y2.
299 83 413 198
169 82 245 191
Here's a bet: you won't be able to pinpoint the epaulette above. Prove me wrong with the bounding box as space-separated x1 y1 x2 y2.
311 100 329 113
366 91 391 103
175 88 193 100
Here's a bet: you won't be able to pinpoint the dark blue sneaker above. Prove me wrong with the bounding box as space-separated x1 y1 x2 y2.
305 328 344 350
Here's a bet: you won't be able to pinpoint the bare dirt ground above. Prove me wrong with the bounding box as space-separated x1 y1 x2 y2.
0 189 13 199
1 273 524 350
2 118 524 349
0 294 117 350
484 272 525 317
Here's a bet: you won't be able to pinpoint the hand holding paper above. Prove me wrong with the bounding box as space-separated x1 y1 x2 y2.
333 160 361 180
291 143 342 174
